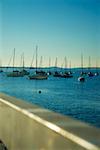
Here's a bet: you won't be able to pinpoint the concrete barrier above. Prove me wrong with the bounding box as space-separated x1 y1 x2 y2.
0 93 100 150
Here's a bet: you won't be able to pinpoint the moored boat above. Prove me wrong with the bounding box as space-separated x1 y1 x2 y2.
94 60 99 76
28 45 48 80
94 72 99 76
28 73 48 80
78 54 85 82
6 48 24 77
19 53 29 76
7 70 24 77
78 76 85 82
87 56 94 77
88 71 94 77
65 72 73 78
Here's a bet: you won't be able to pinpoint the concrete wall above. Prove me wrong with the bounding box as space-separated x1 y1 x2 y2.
0 93 100 150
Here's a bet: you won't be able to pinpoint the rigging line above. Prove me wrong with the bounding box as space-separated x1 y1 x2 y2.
30 51 35 68
8 52 13 66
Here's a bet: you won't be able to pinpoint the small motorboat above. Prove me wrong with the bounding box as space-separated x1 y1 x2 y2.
88 72 94 77
94 72 99 76
78 76 85 82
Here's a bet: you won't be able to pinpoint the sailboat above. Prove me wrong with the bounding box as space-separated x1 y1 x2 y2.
29 49 35 69
87 56 94 77
19 53 29 76
48 57 52 75
36 56 47 76
78 54 85 82
6 48 24 77
28 45 48 80
65 60 73 78
53 57 62 77
94 60 99 76
59 57 69 78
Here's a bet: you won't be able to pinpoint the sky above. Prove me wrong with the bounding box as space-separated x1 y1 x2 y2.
0 0 100 67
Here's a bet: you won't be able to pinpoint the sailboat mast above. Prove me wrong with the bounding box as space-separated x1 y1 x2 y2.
30 46 35 68
69 61 71 72
22 53 24 70
39 56 43 68
81 54 83 72
65 57 67 68
36 45 38 72
96 59 98 73
49 57 51 68
88 56 91 71
55 57 57 67
13 48 15 71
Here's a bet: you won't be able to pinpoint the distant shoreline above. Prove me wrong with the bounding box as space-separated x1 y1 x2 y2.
1 66 100 69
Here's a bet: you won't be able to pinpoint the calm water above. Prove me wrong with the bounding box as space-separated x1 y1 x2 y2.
0 68 100 128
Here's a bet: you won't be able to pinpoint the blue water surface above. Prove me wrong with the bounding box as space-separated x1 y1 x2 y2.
0 69 100 128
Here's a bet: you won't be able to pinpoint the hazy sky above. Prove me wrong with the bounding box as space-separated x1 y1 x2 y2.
0 0 100 67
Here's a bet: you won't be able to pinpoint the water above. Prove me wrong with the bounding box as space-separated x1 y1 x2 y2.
0 68 100 128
